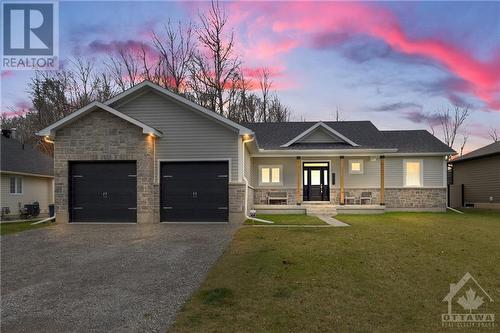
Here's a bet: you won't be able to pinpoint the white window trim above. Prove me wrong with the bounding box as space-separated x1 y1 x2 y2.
348 159 364 174
403 159 424 187
9 176 23 195
259 165 283 186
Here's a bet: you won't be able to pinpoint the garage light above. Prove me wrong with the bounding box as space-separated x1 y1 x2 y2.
242 134 254 143
44 136 54 144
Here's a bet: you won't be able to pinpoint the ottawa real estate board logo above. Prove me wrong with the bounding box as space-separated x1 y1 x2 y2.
1 1 59 69
442 272 495 328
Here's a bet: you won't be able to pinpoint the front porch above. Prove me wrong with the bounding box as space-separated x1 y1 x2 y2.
253 203 386 215
252 155 387 214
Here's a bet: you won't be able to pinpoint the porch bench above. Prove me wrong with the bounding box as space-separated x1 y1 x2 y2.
267 192 288 205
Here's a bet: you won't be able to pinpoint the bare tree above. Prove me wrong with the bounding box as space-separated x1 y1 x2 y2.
152 20 194 93
459 134 469 156
489 127 499 142
334 106 343 121
106 46 141 92
258 67 272 122
268 95 290 122
192 0 241 115
436 106 470 150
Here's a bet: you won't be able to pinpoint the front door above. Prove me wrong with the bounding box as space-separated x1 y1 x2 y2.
303 162 330 201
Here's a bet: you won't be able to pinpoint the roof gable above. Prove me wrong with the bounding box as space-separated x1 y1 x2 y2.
105 81 253 135
37 102 162 137
297 126 346 144
281 122 358 147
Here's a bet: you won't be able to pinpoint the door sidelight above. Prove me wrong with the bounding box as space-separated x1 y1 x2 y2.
192 191 198 198
102 191 108 199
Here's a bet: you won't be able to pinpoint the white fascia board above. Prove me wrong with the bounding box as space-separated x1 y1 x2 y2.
384 152 454 157
104 81 253 135
280 121 359 147
251 148 398 157
36 101 162 137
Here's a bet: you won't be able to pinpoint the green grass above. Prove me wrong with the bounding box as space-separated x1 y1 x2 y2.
170 210 500 333
0 220 53 235
244 214 327 225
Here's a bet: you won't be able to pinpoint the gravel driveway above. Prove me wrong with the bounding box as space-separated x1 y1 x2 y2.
1 223 238 332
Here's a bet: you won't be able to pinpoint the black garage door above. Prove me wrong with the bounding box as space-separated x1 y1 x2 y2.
160 161 229 222
69 161 137 223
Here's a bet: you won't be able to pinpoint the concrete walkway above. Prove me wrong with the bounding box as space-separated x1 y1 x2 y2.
315 215 350 227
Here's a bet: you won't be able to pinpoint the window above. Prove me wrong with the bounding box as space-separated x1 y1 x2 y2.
349 159 364 174
404 159 423 187
9 176 22 194
259 165 282 185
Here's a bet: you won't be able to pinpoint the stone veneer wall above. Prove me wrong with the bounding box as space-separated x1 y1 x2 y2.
54 109 155 223
385 188 446 209
254 188 297 205
253 187 446 210
229 183 246 223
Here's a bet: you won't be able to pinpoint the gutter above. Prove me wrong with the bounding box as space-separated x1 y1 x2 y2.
31 215 56 225
242 136 274 224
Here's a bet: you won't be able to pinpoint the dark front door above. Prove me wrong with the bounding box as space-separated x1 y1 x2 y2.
69 161 137 222
160 161 229 222
303 162 330 201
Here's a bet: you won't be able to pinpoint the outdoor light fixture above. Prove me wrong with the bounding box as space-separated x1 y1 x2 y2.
44 136 54 144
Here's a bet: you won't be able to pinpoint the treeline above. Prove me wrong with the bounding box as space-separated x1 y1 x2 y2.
1 1 290 153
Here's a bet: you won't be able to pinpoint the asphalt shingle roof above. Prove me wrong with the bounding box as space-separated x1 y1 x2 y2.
450 141 500 163
242 121 455 154
1 137 53 176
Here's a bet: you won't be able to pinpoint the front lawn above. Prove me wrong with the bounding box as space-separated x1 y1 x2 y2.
0 220 53 235
244 214 327 225
170 210 500 332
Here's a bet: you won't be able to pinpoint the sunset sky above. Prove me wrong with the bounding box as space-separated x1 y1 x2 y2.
1 1 499 152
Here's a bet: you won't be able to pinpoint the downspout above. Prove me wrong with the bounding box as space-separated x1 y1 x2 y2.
242 136 273 224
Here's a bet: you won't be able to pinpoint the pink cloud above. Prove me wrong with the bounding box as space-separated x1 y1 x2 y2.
222 2 499 109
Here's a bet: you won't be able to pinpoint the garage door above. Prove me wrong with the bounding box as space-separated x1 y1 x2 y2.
160 161 229 222
69 161 137 223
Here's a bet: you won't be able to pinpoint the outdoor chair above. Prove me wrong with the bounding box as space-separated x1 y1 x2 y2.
344 191 357 205
360 192 373 205
267 192 288 205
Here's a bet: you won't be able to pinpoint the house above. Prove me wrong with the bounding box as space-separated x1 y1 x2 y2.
1 130 54 219
448 141 500 209
37 81 454 224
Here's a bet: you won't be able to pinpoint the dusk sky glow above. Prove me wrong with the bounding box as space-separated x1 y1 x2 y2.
1 1 499 152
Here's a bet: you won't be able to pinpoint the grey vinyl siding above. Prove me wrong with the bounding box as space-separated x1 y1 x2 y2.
252 157 296 188
344 157 380 188
385 157 445 187
384 158 403 187
423 156 445 186
250 156 445 190
115 91 240 182
452 155 500 204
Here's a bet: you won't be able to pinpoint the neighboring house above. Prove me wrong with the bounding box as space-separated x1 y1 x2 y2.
449 141 500 209
1 130 54 219
37 81 454 224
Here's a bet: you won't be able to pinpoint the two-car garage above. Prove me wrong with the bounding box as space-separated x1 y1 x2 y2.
69 161 229 223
